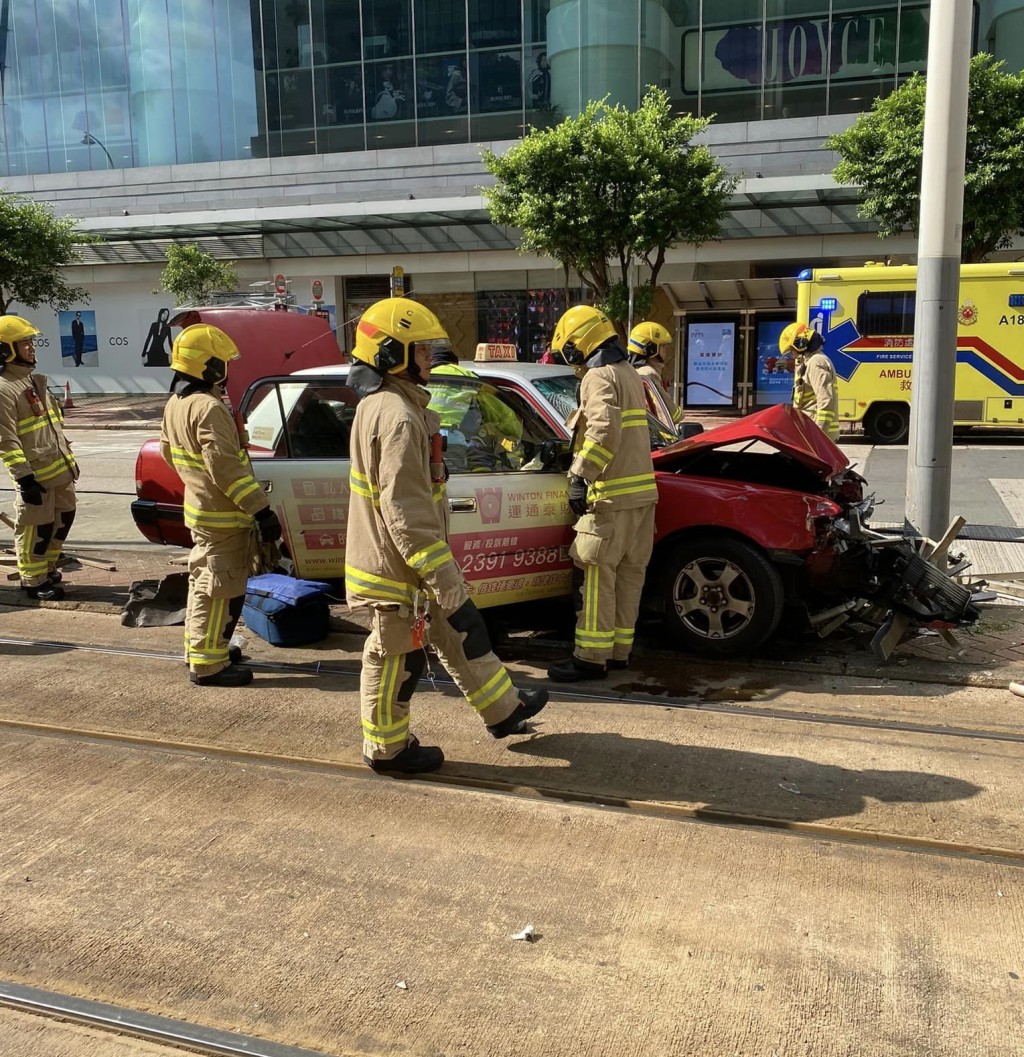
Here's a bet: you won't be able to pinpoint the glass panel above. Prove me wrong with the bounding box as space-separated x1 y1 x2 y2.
471 47 523 111
316 65 366 123
366 58 416 145
824 0 900 114
580 0 639 110
362 0 412 58
693 1 765 122
312 0 363 64
469 0 522 48
264 0 311 69
2 0 49 176
417 0 466 53
286 386 358 458
762 0 831 120
896 3 931 86
536 0 573 118
416 48 469 145
857 291 916 336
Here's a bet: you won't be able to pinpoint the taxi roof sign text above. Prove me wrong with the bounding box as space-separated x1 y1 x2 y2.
475 342 518 362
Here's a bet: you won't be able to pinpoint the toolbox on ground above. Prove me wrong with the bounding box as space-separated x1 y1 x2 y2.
242 574 332 647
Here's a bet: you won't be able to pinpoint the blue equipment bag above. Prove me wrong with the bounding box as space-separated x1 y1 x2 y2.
242 574 332 647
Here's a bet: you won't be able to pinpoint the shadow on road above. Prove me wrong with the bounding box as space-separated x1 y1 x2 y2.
450 731 985 826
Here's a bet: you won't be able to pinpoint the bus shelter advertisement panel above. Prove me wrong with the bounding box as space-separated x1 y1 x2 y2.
686 322 734 407
755 320 795 405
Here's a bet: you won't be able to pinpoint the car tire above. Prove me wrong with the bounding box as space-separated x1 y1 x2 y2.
863 403 910 444
661 536 785 656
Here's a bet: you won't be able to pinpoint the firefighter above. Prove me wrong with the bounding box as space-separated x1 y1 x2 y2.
0 315 78 601
780 322 839 441
160 324 282 687
627 321 684 431
345 297 547 774
547 306 658 682
428 347 524 471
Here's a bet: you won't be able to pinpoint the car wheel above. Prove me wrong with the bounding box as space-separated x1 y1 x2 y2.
661 536 785 656
864 403 910 444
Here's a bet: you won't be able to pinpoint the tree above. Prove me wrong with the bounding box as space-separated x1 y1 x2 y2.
827 54 1024 263
482 88 736 325
160 243 239 306
0 193 100 314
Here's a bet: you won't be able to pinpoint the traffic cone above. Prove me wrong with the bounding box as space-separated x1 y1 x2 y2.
63 380 74 410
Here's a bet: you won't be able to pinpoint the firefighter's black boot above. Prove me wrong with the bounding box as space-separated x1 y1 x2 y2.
23 583 64 602
365 736 444 774
547 655 607 682
190 663 254 687
487 688 549 739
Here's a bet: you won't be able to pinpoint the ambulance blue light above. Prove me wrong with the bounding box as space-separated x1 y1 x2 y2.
820 297 838 311
1009 294 1024 308
797 269 812 281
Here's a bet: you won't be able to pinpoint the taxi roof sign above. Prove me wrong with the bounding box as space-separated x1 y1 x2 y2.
474 342 518 361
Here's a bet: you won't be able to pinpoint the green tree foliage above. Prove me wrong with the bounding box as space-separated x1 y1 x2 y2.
827 54 1024 263
0 193 99 314
160 243 239 305
483 88 736 324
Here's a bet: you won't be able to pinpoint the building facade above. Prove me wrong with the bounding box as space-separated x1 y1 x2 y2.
2 1 1022 403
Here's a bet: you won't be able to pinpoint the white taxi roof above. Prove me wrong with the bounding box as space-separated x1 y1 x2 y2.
290 361 576 382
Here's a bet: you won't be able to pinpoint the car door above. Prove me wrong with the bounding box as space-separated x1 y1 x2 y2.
428 374 574 608
242 375 355 582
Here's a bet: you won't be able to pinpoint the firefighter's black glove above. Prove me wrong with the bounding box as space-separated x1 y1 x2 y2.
567 475 589 518
254 506 282 543
19 474 45 506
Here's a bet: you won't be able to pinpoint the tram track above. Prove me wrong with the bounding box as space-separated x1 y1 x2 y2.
4 706 1024 871
1 634 1022 746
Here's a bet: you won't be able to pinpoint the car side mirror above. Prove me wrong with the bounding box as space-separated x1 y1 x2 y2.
539 438 571 471
680 422 704 439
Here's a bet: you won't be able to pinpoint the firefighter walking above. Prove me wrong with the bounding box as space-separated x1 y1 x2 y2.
0 315 78 601
780 322 840 441
627 321 684 432
160 324 282 687
548 306 658 682
345 297 547 774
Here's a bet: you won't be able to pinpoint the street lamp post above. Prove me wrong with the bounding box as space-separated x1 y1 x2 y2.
904 1 973 540
81 131 115 170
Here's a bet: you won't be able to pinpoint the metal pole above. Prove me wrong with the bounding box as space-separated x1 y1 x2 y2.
904 0 972 540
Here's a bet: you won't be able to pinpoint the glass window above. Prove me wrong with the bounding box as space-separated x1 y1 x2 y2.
580 0 638 110
245 381 358 458
857 291 916 337
362 0 412 58
417 0 466 54
471 48 522 112
416 54 469 118
469 0 521 48
316 65 366 124
366 58 414 121
693 3 765 121
263 0 312 70
312 0 363 64
827 0 903 115
762 0 830 120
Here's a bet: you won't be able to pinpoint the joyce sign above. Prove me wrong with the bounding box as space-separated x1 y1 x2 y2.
683 6 929 93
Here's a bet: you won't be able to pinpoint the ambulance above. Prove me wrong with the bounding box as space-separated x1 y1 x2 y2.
795 263 1024 443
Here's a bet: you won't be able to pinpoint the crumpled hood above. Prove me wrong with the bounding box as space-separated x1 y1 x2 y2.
653 404 849 480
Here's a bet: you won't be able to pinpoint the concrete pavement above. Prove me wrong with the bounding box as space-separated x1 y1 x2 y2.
1 604 1023 1056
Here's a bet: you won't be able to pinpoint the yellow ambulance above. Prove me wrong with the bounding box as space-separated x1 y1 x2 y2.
795 263 1024 443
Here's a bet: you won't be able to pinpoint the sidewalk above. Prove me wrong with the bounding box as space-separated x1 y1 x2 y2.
61 393 166 431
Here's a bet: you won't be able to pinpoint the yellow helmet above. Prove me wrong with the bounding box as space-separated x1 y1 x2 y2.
353 297 448 375
0 315 40 364
779 322 822 356
627 321 672 359
170 324 239 384
551 305 617 364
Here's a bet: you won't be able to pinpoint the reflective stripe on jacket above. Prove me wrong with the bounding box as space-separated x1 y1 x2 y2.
160 388 269 531
794 351 839 440
0 364 78 486
345 374 456 608
570 358 657 510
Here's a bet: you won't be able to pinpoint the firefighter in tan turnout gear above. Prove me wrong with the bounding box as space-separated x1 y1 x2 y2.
160 325 282 687
345 297 548 775
0 314 78 601
781 322 839 441
627 320 684 431
547 306 658 683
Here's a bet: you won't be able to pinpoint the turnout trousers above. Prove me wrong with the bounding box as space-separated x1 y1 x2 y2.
572 503 656 665
14 477 77 588
185 525 253 678
360 601 521 761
